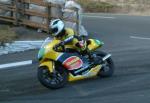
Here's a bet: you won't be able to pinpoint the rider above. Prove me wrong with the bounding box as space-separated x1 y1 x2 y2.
50 19 88 55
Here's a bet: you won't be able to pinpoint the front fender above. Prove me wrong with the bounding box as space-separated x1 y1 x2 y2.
39 61 54 73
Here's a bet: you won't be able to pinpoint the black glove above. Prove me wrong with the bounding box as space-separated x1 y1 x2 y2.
54 42 65 51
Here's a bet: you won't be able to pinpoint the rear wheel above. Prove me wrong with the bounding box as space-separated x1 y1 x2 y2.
95 51 115 77
38 64 68 89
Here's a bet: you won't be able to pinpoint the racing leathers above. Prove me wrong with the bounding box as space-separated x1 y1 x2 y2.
53 28 87 54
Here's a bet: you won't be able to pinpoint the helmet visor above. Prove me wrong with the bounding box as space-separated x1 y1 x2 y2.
52 27 58 34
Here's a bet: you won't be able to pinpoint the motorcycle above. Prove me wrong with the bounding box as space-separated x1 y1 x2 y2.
37 36 115 89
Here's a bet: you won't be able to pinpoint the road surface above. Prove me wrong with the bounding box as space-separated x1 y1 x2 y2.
0 14 150 103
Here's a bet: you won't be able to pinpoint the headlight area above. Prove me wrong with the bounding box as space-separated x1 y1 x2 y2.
38 48 45 61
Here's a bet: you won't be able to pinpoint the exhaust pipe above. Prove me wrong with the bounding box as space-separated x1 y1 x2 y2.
102 54 111 61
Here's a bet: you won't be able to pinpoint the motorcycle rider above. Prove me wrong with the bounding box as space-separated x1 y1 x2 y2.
50 19 88 55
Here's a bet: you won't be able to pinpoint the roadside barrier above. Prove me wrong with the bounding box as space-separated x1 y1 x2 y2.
0 0 79 33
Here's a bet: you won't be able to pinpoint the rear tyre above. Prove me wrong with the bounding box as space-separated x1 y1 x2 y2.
95 51 115 77
38 65 68 89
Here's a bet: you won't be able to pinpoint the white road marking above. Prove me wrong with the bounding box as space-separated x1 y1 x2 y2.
0 89 10 92
0 60 33 70
15 41 44 43
83 15 116 19
130 36 150 40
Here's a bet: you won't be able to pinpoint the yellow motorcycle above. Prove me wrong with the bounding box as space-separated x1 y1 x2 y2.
38 37 114 89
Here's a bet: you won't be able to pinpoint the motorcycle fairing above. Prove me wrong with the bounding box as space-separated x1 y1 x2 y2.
56 53 101 78
56 53 84 71
62 56 83 70
68 65 102 82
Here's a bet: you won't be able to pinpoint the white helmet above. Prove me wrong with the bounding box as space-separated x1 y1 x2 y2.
50 19 65 37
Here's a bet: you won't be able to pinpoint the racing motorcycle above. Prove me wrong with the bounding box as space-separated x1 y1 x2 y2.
37 36 114 89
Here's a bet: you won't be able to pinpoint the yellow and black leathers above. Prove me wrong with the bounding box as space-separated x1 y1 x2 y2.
53 28 87 52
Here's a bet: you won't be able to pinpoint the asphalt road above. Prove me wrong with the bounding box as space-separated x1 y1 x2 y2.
1 14 150 103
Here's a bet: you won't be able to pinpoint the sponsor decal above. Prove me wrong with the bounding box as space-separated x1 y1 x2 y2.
63 56 83 70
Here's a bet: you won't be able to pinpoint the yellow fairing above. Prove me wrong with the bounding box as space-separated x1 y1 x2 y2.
43 39 63 60
39 39 63 73
69 65 102 82
39 61 54 72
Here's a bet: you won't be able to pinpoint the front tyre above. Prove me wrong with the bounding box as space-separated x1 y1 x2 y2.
96 51 115 77
38 66 68 89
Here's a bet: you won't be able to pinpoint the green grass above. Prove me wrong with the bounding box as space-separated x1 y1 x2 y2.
0 25 18 46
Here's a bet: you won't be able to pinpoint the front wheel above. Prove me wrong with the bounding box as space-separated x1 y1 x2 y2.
38 65 68 89
95 51 115 77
